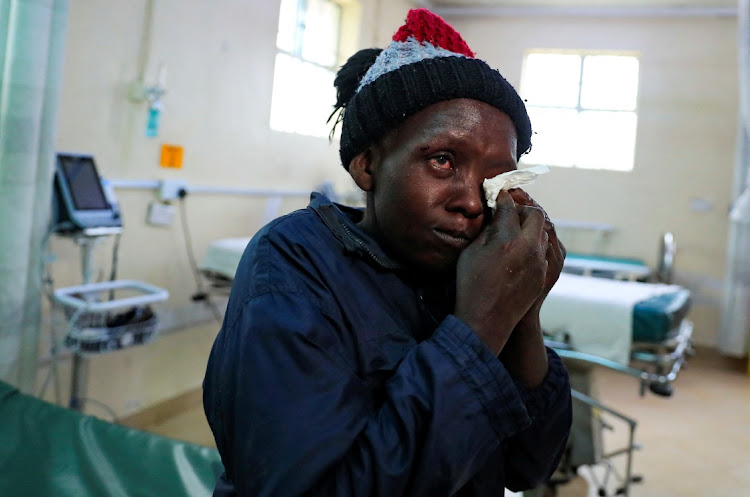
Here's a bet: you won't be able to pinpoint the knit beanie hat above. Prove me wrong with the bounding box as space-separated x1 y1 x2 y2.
331 8 532 170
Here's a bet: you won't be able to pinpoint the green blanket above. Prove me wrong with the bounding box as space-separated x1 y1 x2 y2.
0 381 223 497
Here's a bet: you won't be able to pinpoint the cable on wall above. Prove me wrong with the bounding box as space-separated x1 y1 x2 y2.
176 189 224 323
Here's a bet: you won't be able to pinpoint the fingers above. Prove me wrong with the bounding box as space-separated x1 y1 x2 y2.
487 191 560 265
557 237 567 260
517 204 547 244
509 189 547 226
508 188 534 207
504 189 567 294
542 228 566 292
551 236 566 272
486 191 521 240
509 188 559 248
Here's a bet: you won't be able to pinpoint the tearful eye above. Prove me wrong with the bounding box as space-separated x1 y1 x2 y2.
428 154 453 170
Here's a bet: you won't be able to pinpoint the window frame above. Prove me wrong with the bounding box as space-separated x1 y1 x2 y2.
270 0 346 138
277 0 343 71
519 49 641 172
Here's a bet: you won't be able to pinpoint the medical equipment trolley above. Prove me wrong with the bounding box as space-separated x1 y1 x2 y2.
53 280 169 355
52 279 169 410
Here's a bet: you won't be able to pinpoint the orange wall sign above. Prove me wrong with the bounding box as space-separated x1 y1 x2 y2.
160 144 184 169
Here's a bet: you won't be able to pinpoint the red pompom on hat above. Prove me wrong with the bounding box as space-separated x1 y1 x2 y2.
392 8 474 58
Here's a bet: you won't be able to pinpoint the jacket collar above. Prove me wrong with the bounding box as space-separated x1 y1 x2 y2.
310 192 404 270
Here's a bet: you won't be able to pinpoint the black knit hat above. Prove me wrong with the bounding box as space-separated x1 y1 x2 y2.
330 8 532 170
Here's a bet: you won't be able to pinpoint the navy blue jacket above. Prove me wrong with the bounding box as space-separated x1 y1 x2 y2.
203 193 571 497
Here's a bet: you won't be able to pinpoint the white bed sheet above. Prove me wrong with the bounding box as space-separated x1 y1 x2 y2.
200 237 252 279
540 273 682 365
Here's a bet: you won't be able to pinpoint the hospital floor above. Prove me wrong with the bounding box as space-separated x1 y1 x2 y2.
138 325 750 497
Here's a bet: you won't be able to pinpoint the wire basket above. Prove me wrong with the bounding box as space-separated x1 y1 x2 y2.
54 280 169 357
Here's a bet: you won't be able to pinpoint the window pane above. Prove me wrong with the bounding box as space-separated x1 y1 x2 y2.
521 107 578 167
580 55 639 111
302 0 341 68
270 53 336 138
576 110 637 171
276 0 300 53
521 53 581 108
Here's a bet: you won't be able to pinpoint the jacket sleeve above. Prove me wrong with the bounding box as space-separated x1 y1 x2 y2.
502 348 573 492
203 291 544 497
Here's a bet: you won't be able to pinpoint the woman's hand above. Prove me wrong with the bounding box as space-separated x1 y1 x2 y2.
508 188 566 319
454 191 549 355
492 189 566 388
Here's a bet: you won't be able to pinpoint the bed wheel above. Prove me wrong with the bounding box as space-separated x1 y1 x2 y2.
649 382 673 397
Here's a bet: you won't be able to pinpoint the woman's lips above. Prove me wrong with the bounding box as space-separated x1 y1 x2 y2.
433 228 473 249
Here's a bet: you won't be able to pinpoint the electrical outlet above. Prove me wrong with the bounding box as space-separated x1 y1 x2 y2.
147 201 176 226
159 179 188 201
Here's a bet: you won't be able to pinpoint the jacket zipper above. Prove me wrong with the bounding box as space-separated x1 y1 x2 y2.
340 222 401 270
417 289 441 327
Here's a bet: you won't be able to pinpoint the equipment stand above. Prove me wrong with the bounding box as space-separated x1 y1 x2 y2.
69 353 88 411
69 231 112 411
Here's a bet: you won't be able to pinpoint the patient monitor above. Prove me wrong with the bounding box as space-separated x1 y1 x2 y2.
52 153 122 234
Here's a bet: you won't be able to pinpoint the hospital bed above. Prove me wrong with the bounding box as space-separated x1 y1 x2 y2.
541 272 693 395
562 252 651 281
199 237 253 294
537 271 693 496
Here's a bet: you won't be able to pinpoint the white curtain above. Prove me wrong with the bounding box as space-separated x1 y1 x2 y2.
0 0 69 391
718 0 750 356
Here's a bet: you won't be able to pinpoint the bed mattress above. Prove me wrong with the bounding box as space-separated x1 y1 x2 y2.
632 288 691 343
563 252 651 281
540 273 691 365
199 237 252 279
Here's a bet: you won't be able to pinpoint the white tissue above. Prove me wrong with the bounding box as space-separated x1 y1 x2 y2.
483 165 550 211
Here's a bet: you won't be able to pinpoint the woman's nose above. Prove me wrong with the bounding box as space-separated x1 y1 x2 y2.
446 176 485 218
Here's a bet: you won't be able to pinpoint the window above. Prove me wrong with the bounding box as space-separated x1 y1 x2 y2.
270 0 343 138
519 51 640 171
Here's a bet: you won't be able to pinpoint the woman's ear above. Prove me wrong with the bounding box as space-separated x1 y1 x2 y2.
348 149 374 192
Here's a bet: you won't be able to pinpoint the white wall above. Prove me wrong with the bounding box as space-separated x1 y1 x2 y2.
51 0 346 304
41 1 737 416
40 0 417 416
449 14 738 345
50 0 417 308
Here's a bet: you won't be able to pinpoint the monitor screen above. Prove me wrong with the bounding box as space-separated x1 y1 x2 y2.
58 155 109 210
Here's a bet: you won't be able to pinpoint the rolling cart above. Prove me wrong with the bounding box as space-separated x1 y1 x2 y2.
52 279 169 411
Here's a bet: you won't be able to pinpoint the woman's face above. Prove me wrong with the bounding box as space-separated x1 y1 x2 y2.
352 98 519 274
